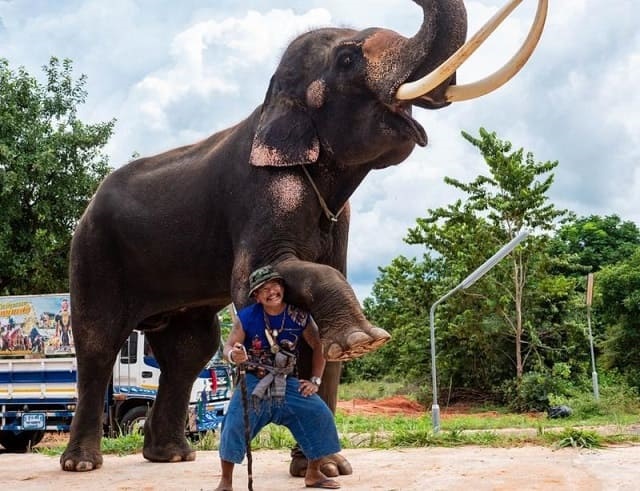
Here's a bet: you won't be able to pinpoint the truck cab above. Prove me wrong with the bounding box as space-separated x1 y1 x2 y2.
109 330 232 437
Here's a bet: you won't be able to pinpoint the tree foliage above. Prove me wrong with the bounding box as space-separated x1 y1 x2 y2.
549 215 640 275
346 255 443 384
596 249 640 390
0 57 113 294
361 128 589 408
355 127 640 407
407 128 569 381
547 215 640 366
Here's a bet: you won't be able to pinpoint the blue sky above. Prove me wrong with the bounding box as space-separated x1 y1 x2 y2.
1 1 638 302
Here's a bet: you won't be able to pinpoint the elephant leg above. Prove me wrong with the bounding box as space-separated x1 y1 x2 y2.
142 306 218 463
276 259 390 361
61 312 127 471
289 361 352 477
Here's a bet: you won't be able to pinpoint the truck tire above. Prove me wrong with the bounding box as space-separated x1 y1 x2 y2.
0 430 45 452
118 406 149 435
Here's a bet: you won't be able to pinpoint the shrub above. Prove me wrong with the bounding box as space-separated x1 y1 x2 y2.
548 374 640 419
499 370 573 412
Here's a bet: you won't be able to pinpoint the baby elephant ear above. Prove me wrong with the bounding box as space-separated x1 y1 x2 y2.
250 97 320 168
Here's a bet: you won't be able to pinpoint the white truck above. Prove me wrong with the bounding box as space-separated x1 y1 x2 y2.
0 294 232 452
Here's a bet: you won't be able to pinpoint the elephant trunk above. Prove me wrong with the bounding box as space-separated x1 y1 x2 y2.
404 0 468 107
364 0 467 106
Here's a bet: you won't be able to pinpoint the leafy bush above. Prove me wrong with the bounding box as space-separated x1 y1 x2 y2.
548 374 640 419
498 370 574 412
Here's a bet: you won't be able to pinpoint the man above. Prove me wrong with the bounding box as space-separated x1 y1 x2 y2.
215 265 341 490
55 299 72 349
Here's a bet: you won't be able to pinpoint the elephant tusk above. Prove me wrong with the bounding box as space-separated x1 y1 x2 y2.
445 0 548 102
396 0 548 102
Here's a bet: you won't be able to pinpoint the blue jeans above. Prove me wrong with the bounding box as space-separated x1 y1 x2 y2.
219 373 341 463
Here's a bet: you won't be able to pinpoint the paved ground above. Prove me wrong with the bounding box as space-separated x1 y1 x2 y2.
2 445 640 490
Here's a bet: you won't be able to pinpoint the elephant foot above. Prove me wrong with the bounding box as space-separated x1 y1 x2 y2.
290 450 353 478
60 443 103 472
324 326 390 361
142 441 196 463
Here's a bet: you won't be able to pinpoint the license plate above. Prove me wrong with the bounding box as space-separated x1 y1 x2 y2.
23 412 46 430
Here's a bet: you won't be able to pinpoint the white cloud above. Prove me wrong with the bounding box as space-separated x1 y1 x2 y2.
130 9 332 133
104 7 334 161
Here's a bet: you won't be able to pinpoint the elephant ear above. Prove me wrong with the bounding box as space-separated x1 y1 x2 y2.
250 78 320 168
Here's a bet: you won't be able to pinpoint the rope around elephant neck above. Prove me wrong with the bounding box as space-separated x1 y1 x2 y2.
301 165 345 223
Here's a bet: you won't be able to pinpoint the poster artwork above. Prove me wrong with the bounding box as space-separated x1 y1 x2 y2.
0 294 74 356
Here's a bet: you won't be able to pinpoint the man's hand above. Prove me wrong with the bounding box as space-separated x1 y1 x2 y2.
229 343 247 364
298 379 320 397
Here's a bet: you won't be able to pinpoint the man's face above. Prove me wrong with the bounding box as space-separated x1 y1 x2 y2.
254 280 284 308
61 300 69 311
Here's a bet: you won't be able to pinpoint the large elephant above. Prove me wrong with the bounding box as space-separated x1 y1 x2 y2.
61 0 547 474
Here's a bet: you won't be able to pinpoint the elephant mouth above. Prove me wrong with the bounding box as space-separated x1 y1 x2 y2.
388 103 427 147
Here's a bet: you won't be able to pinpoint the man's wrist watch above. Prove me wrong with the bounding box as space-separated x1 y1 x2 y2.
310 376 322 386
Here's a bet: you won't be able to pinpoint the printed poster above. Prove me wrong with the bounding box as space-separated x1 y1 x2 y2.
0 294 74 356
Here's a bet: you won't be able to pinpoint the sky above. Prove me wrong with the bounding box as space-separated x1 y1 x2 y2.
1 0 638 302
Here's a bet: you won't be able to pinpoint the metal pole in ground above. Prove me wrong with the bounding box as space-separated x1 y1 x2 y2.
586 273 599 400
429 230 529 433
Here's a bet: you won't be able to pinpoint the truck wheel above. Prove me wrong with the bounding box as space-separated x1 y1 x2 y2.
119 406 149 435
0 430 45 452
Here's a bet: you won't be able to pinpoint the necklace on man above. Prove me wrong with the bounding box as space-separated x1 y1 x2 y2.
264 306 286 354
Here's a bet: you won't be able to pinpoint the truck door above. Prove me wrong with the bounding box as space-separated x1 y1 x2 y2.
113 331 160 397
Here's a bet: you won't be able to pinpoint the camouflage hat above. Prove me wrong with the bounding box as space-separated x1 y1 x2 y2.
248 265 284 297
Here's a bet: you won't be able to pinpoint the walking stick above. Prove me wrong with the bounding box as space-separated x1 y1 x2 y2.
229 304 253 490
237 355 253 491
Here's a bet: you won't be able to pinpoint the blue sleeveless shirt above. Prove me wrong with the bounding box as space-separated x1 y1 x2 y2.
238 303 309 368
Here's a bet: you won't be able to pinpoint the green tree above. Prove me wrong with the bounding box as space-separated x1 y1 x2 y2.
0 57 113 294
597 249 640 390
406 128 569 383
352 255 443 383
550 215 640 274
547 214 640 357
361 129 579 406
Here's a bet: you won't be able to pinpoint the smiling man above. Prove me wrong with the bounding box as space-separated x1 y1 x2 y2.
215 265 341 490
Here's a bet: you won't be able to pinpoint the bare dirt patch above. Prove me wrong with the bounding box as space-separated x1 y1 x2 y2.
3 445 640 490
336 395 425 417
336 396 543 422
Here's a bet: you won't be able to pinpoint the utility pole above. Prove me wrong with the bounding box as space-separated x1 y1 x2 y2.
586 272 599 400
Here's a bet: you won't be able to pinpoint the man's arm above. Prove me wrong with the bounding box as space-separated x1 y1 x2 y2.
301 317 325 396
223 316 247 364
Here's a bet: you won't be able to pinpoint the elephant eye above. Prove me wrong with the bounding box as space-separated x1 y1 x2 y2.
339 54 352 67
336 50 355 70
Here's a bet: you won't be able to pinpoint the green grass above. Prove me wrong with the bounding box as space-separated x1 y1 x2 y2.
34 382 640 456
37 432 146 456
36 412 640 457
436 411 543 430
100 433 145 455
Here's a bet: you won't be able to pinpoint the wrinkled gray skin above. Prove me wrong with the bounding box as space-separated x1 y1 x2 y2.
61 0 467 474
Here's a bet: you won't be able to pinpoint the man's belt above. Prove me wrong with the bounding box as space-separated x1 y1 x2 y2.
246 365 269 379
